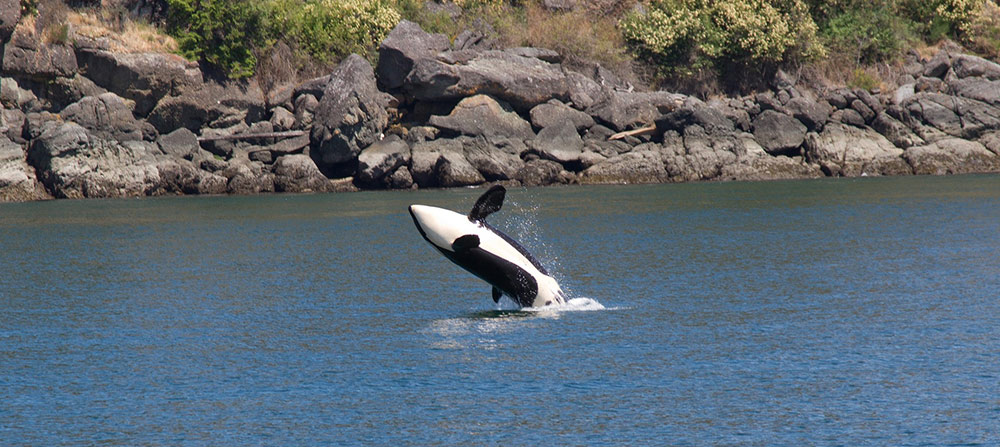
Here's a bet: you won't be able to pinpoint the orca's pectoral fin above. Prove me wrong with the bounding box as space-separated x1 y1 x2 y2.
451 234 480 252
468 185 506 222
492 287 503 303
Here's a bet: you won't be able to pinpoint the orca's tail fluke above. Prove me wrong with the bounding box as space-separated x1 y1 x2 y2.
468 185 506 222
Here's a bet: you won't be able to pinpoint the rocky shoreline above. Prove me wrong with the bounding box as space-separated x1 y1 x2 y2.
2 16 1000 202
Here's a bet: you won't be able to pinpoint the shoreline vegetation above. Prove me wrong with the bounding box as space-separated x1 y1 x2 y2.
2 0 1000 202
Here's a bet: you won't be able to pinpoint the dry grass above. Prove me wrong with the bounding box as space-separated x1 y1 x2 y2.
505 2 632 72
67 9 178 53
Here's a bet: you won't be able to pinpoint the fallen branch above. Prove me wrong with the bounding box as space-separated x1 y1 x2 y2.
197 130 306 142
609 124 657 141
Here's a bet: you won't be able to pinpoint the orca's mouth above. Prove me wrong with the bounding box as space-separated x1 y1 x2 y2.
408 205 429 241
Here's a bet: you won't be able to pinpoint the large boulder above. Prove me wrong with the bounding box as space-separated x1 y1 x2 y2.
356 135 410 188
751 110 807 156
310 54 389 171
461 136 525 181
404 49 576 111
804 123 911 176
428 94 534 140
0 136 50 201
77 50 201 116
529 99 594 130
587 90 686 131
951 54 1000 80
0 0 17 42
376 20 451 90
59 93 148 142
272 154 336 193
27 121 162 198
2 25 77 80
904 138 1000 175
904 93 1000 139
156 127 200 160
516 158 572 186
528 119 584 168
153 158 227 195
580 149 668 184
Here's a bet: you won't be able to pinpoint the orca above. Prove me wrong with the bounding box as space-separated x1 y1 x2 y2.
408 185 566 308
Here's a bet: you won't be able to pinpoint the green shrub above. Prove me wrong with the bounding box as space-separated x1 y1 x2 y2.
285 0 400 64
822 4 906 64
620 0 822 77
166 0 271 78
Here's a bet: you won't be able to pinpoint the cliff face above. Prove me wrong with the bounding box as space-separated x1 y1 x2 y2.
2 16 1000 202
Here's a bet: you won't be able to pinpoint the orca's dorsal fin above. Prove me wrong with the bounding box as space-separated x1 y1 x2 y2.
492 287 503 303
468 185 506 222
452 234 480 252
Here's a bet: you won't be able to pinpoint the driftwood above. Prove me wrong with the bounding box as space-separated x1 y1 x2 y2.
197 130 306 142
609 124 657 141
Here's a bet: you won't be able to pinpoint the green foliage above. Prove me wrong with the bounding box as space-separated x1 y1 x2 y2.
620 0 822 77
283 0 400 64
822 4 906 63
166 0 270 78
165 0 400 78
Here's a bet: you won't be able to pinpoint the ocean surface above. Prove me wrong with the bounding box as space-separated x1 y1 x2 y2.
2 175 999 446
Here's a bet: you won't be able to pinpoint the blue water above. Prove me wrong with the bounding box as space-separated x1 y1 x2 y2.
2 175 999 445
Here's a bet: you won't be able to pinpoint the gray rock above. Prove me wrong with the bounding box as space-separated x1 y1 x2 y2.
924 50 951 78
388 165 414 189
0 135 50 202
436 150 485 187
528 119 584 167
872 112 924 149
0 0 17 42
804 123 910 176
428 94 534 140
894 83 916 105
587 90 686 131
656 99 735 135
310 54 389 169
376 20 451 90
831 108 866 127
751 110 807 155
949 77 1000 106
356 135 410 188
906 92 1000 138
153 158 227 195
1 108 26 141
543 0 576 11
529 99 595 130
410 138 462 187
293 93 318 128
0 77 38 111
2 28 77 79
77 49 201 116
581 150 668 184
850 99 876 123
265 133 310 155
148 94 209 133
785 97 832 131
904 138 1000 175
516 158 572 186
157 127 200 159
719 154 823 181
27 121 161 198
272 154 334 193
44 75 107 111
404 49 575 111
462 136 525 181
270 106 296 131
60 93 146 142
223 160 274 194
951 54 1000 80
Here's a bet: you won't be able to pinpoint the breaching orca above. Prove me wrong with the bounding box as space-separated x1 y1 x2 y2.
408 185 566 308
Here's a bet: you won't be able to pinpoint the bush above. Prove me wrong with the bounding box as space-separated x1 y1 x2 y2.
166 0 270 78
284 0 400 64
822 4 906 64
620 0 822 77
